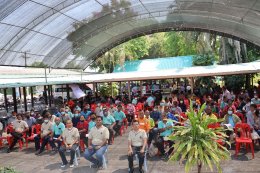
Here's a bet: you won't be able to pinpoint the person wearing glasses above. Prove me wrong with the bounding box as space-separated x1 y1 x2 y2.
84 116 109 169
128 119 147 173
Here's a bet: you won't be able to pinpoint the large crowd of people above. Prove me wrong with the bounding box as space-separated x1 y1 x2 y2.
0 81 260 173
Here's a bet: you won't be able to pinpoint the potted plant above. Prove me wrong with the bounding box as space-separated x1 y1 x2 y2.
169 103 230 173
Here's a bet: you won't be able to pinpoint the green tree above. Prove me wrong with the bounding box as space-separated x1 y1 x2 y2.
99 82 118 97
170 103 230 173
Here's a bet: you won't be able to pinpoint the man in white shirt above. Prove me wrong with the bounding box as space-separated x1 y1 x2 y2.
59 120 80 168
35 115 53 155
128 119 147 173
84 116 109 169
7 114 28 153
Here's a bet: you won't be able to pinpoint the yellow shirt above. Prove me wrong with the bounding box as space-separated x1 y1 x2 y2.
203 113 217 120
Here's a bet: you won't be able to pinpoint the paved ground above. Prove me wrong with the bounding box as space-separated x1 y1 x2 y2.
1 128 260 173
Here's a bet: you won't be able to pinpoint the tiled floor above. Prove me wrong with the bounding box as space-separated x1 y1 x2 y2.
1 129 260 173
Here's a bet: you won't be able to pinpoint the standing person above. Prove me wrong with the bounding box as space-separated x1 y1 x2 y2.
128 120 147 173
102 108 116 145
113 105 126 136
35 115 53 155
49 117 65 150
76 115 88 147
84 116 109 169
7 114 28 153
58 120 80 168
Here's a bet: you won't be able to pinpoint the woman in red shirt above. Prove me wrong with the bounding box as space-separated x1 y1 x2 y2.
76 115 88 148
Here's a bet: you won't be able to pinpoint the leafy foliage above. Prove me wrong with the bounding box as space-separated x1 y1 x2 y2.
224 75 246 92
0 167 20 173
99 82 118 97
193 53 215 66
169 103 230 173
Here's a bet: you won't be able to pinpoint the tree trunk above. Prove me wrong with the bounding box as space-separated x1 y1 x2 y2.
198 163 202 173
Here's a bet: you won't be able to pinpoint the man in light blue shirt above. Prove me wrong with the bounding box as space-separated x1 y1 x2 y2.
88 113 96 132
81 104 92 120
102 108 116 144
157 113 174 159
113 105 126 136
49 117 65 150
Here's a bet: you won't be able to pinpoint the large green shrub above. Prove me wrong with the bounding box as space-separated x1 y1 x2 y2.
169 103 230 173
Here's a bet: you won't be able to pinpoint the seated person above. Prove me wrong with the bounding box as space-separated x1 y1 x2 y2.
49 117 65 150
150 106 161 126
156 113 174 159
203 106 218 120
7 114 28 153
102 108 116 145
251 94 260 105
59 120 80 168
76 115 88 148
164 107 178 123
7 111 17 125
126 101 136 125
171 101 182 115
81 104 92 120
144 110 156 145
84 116 109 168
137 111 150 133
35 115 53 155
128 120 147 173
113 105 126 136
222 107 241 141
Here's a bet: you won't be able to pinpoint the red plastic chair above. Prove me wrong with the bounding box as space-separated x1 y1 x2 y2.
235 112 245 123
234 123 254 159
207 123 224 145
26 124 41 148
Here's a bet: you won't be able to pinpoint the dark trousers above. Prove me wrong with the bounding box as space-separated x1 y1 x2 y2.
113 121 122 135
104 125 114 144
34 135 50 152
9 132 23 150
148 128 158 145
157 136 174 156
59 144 78 165
126 113 134 125
128 146 145 171
49 134 62 149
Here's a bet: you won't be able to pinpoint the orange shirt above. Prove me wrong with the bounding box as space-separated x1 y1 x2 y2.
138 117 150 133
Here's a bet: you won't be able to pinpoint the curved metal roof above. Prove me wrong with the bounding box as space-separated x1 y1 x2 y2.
0 0 259 69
